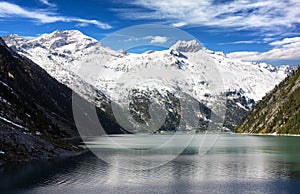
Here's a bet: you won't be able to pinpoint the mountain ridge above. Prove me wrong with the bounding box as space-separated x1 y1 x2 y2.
2 30 291 101
2 30 293 131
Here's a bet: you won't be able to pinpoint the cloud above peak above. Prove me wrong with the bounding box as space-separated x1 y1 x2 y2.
228 36 300 61
122 0 300 33
270 37 300 46
0 2 111 29
146 36 169 44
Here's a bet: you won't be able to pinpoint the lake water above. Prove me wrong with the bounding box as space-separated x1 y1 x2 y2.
1 134 300 193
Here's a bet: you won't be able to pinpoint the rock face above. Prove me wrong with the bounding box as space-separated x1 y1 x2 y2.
236 66 300 134
170 40 201 52
0 38 125 165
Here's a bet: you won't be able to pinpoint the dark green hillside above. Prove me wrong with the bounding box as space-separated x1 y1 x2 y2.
236 65 300 134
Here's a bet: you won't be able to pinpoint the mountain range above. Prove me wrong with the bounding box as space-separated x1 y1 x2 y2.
0 29 296 164
2 30 292 131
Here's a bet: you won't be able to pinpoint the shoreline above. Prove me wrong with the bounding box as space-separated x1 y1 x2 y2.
0 147 88 167
234 132 300 137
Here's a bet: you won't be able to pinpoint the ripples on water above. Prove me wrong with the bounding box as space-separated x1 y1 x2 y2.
1 134 300 193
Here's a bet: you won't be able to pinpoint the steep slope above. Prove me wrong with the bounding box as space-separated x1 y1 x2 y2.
0 38 80 164
0 80 79 164
236 66 300 134
0 38 125 165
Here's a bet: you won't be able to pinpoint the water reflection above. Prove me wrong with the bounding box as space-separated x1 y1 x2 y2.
1 134 300 193
84 133 219 170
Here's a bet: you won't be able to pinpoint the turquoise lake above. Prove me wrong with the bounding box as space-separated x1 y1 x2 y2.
1 134 300 193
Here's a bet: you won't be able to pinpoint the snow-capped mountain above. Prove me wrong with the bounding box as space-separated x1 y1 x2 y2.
3 30 124 102
3 30 290 102
2 30 292 130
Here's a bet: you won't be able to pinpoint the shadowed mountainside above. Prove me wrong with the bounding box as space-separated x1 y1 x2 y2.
0 38 125 165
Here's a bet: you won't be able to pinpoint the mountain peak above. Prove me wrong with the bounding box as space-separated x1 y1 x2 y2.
170 40 201 52
33 30 99 50
39 29 93 41
3 34 24 39
49 29 84 37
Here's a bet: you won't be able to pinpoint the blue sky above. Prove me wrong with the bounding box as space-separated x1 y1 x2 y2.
0 0 299 66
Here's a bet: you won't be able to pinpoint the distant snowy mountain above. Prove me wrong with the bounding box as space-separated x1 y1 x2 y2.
2 30 292 130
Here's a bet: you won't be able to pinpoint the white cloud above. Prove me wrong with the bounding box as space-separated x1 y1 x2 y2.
146 36 169 44
123 35 169 44
172 22 187 27
219 40 257 45
76 23 89 27
269 37 300 46
0 2 111 29
123 0 300 33
262 37 276 43
228 36 300 61
39 0 55 7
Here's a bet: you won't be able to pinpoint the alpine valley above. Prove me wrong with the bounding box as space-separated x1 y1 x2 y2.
2 30 292 132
